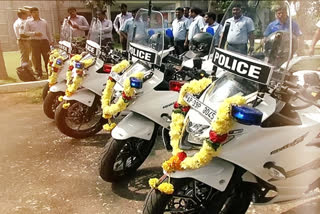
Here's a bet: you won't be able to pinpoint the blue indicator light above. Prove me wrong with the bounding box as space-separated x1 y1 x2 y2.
56 59 62 65
75 62 83 69
130 77 143 89
231 105 263 126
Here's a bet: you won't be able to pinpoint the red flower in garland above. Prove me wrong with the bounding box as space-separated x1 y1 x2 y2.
181 106 190 113
177 152 187 161
209 130 227 144
53 67 59 72
76 69 83 76
122 92 132 101
68 65 74 70
173 102 180 109
108 76 115 82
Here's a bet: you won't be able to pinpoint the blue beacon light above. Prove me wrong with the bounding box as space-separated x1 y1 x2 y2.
130 77 143 89
231 105 263 125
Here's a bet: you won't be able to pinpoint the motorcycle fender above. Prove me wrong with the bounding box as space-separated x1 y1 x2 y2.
63 88 95 107
170 158 235 192
49 82 67 93
111 112 155 141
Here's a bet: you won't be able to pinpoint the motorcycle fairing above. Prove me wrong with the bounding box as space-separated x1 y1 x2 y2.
111 112 155 141
63 88 96 107
49 81 67 93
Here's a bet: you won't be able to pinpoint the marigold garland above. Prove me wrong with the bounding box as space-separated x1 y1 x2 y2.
149 77 247 194
65 57 95 97
48 55 64 87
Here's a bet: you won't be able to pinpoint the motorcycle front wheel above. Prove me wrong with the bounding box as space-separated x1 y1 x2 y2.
99 127 158 182
43 91 64 119
54 97 105 139
143 177 252 214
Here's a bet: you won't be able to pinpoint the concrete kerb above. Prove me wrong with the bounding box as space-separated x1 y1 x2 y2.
0 80 48 93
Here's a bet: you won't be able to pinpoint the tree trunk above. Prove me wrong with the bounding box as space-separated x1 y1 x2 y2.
0 43 9 80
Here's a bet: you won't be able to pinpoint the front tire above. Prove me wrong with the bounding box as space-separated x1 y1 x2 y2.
99 126 158 182
54 97 105 138
43 91 64 119
143 177 252 214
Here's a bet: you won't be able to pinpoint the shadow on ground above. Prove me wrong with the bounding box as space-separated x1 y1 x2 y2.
111 167 163 201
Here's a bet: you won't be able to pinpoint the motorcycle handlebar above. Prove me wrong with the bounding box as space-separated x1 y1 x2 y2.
281 81 320 109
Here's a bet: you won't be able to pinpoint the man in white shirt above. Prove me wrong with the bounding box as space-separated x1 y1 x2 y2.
13 9 32 69
67 7 89 38
25 7 53 78
172 7 189 55
187 7 205 47
113 4 132 50
203 12 222 47
309 20 320 55
97 10 113 46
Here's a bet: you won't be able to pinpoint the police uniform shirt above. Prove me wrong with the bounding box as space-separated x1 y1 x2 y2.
188 15 205 41
263 18 302 37
101 19 113 39
13 18 27 40
172 16 189 41
224 15 255 45
120 17 134 33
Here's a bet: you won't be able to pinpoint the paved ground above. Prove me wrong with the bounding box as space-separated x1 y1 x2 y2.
0 91 319 214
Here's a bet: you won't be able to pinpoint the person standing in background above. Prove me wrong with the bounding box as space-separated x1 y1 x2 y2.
203 12 222 47
24 7 52 79
223 4 255 55
113 4 132 50
97 10 113 46
186 7 205 47
13 9 32 70
172 7 189 55
309 21 320 55
67 7 89 38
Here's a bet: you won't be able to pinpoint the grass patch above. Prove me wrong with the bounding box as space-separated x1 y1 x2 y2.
24 87 43 104
3 51 20 82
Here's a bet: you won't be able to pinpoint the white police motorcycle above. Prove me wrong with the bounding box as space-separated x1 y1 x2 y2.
143 1 320 213
98 8 202 182
54 18 117 139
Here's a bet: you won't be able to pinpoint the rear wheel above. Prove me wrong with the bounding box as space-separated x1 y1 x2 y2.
54 96 105 138
99 126 158 182
143 177 252 214
43 91 64 119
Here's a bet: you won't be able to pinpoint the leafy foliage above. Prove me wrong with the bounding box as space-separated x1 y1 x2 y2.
82 0 116 10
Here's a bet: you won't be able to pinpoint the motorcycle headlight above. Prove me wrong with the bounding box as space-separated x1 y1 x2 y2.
75 62 84 69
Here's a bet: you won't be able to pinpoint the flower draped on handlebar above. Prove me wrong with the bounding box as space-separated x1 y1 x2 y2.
149 78 246 195
101 60 146 131
48 50 64 87
65 55 95 97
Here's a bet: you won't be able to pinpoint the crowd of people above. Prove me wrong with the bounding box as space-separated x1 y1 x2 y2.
12 3 320 80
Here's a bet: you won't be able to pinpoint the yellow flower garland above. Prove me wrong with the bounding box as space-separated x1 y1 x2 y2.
65 57 95 97
48 55 64 87
149 78 247 194
102 71 144 131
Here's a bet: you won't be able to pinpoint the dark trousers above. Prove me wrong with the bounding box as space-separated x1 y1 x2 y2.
174 40 185 55
120 34 127 51
30 39 50 77
227 43 248 55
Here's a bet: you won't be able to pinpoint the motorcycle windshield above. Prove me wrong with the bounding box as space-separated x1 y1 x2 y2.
87 17 102 46
204 73 259 110
127 9 165 65
217 0 295 76
57 18 72 57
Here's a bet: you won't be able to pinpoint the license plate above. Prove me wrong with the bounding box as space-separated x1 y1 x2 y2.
184 93 216 121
